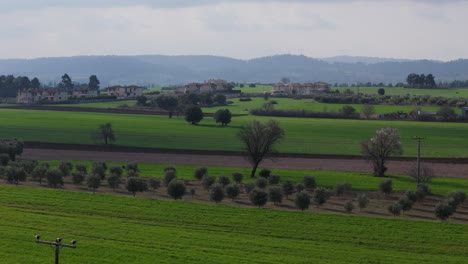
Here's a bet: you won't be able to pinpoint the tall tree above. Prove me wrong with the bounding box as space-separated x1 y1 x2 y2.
237 120 285 178
361 127 403 177
59 73 73 89
185 106 204 125
31 77 41 88
94 123 116 145
88 75 100 90
155 95 179 118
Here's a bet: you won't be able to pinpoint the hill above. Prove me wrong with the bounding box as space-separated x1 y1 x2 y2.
1 54 467 86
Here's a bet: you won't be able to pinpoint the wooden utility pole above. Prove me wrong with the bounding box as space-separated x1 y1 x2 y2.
35 235 77 264
412 136 426 186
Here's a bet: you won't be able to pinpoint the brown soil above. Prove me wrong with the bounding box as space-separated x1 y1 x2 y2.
22 148 468 178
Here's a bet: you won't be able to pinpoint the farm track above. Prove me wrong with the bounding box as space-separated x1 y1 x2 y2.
22 142 468 178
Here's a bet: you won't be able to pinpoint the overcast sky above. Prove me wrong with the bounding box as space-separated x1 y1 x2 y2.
0 0 467 60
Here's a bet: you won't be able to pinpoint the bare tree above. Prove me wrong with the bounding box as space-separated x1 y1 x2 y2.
237 120 285 178
361 127 403 177
94 123 116 145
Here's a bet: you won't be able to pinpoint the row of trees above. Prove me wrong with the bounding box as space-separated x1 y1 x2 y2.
406 73 436 88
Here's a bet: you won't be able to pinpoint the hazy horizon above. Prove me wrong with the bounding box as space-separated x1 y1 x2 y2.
1 0 467 61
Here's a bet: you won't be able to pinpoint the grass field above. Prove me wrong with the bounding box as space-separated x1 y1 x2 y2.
44 160 468 195
53 100 136 108
335 86 468 97
1 185 468 263
1 108 467 157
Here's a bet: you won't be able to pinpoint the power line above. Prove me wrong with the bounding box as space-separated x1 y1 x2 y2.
35 235 77 264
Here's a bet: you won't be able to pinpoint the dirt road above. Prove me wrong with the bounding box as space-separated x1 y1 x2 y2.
22 148 468 178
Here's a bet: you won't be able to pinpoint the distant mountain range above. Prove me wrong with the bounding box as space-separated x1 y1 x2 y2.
0 54 467 86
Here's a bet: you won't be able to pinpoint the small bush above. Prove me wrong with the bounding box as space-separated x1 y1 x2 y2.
256 177 268 189
126 177 148 196
218 175 231 187
232 172 243 183
244 183 255 194
313 187 331 207
148 178 161 192
75 164 87 174
295 191 311 211
164 171 177 186
335 183 352 195
388 203 401 216
209 184 225 203
107 174 121 190
202 175 216 190
167 179 186 200
344 201 355 213
31 165 48 185
357 193 369 210
92 162 107 179
416 184 431 200
268 174 281 185
405 190 418 203
194 167 208 180
296 183 305 192
268 186 283 205
58 161 73 176
0 154 9 166
46 169 63 188
379 179 393 195
398 197 413 213
434 202 454 220
109 166 123 177
225 184 240 200
5 166 27 185
250 189 268 208
127 162 139 177
447 191 466 206
282 180 295 198
303 176 316 189
86 174 101 193
259 169 271 178
71 172 85 185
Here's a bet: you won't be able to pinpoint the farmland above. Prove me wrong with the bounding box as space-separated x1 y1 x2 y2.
1 185 468 263
335 86 468 97
1 108 467 157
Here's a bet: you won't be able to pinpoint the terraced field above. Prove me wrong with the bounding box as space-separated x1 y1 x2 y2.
1 185 468 263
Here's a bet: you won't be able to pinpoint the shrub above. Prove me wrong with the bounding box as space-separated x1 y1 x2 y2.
164 171 177 186
58 161 73 176
202 175 216 190
46 169 64 188
31 165 48 185
282 180 295 198
434 202 454 220
109 166 123 177
127 162 139 177
126 177 148 196
107 174 121 190
0 154 9 166
344 201 355 213
405 190 418 203
268 174 281 185
259 169 271 178
407 163 434 183
379 179 393 195
232 172 243 183
416 183 431 200
5 166 27 185
378 88 385 95
148 178 161 192
244 183 255 194
268 186 283 205
398 197 413 213
313 187 331 207
167 179 186 200
164 166 176 173
339 105 357 118
249 189 268 208
86 174 101 193
225 184 240 200
256 177 268 189
447 191 466 206
335 183 352 195
295 191 311 211
92 162 107 179
388 203 401 216
72 172 85 185
194 167 208 181
75 164 87 174
357 193 369 210
296 183 305 192
218 175 231 187
209 184 225 203
303 176 316 189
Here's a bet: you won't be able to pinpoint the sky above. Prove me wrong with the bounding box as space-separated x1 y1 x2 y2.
0 0 467 60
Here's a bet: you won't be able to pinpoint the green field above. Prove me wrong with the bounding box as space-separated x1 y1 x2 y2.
234 85 273 94
1 185 468 263
43 160 468 195
336 86 468 97
1 109 467 157
53 100 136 108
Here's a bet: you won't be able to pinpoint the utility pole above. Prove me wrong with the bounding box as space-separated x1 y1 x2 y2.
35 235 77 264
413 136 426 186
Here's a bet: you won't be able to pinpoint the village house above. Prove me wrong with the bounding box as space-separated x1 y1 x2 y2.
105 85 144 98
16 88 99 104
271 82 330 96
177 80 231 94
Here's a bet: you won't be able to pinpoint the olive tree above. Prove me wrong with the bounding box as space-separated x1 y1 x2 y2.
357 193 369 210
6 166 27 185
126 177 148 196
209 184 225 203
295 191 311 211
268 186 283 205
31 164 48 185
194 167 208 181
361 127 403 177
167 179 186 200
225 184 240 201
46 169 64 188
237 120 285 178
86 174 101 193
249 189 268 208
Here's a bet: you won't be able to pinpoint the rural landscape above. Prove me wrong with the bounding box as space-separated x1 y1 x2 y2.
1 1 468 263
